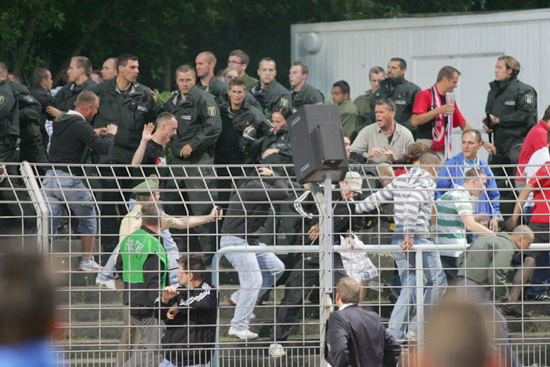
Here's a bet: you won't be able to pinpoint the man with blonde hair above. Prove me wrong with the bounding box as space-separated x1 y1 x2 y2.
47 56 96 117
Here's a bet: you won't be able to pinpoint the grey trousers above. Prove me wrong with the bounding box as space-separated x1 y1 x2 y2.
122 314 165 367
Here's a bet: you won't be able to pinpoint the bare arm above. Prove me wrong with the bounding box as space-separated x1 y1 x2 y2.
171 206 222 230
411 104 454 126
462 212 494 236
131 123 155 165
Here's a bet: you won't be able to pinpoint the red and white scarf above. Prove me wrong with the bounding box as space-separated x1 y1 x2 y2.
430 85 453 159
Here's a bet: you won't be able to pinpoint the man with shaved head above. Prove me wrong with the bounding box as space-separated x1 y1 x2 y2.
195 51 227 104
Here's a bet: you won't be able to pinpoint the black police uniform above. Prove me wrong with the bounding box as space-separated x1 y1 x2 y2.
30 84 54 150
367 76 421 137
486 76 537 218
53 78 97 112
161 85 221 253
0 78 20 176
9 79 47 170
91 78 159 251
249 79 292 119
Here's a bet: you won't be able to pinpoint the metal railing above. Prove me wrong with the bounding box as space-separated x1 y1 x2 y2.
1 161 550 367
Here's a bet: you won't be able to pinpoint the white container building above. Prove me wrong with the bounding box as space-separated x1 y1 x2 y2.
291 9 550 159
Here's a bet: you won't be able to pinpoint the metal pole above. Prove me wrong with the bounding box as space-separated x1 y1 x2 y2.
415 249 425 345
321 173 333 366
212 254 220 367
20 162 49 254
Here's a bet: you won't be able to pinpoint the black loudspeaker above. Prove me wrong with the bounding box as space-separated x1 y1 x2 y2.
288 105 349 183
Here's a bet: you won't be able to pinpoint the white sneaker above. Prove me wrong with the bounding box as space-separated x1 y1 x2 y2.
269 343 287 358
228 327 258 340
78 257 103 272
96 276 116 290
406 329 417 343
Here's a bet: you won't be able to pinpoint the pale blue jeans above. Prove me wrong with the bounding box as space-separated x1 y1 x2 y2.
387 238 447 342
220 235 284 331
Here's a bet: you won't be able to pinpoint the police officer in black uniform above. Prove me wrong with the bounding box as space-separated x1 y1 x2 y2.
215 78 270 208
249 58 292 120
0 62 20 176
8 74 47 172
367 58 421 136
47 56 97 118
91 54 159 255
484 55 537 217
162 65 221 255
30 67 54 151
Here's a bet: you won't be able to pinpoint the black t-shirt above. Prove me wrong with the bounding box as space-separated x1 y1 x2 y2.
132 140 167 187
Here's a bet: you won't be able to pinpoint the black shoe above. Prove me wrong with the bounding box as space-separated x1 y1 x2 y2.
525 293 550 301
501 304 532 318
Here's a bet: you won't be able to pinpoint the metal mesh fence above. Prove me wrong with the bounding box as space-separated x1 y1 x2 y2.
1 162 549 367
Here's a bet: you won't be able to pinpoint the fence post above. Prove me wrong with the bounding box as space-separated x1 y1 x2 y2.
20 162 49 254
212 253 220 367
415 248 425 345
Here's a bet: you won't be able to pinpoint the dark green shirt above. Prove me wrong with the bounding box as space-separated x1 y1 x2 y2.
353 89 374 125
242 73 259 90
457 233 517 302
8 79 41 143
338 98 361 142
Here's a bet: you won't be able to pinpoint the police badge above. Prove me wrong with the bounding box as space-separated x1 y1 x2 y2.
207 107 217 116
281 98 288 107
525 94 534 104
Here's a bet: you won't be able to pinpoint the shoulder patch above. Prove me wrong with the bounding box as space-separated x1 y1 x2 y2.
0 96 4 105
525 94 534 104
281 98 288 107
24 95 35 103
207 106 217 117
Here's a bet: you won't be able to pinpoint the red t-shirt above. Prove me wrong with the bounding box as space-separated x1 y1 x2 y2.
517 120 549 182
412 88 466 141
528 163 550 224
394 167 409 177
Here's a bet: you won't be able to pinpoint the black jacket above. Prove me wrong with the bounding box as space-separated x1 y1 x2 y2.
215 100 270 164
325 305 401 367
9 79 42 144
221 177 288 245
485 76 537 155
30 84 54 140
92 78 158 163
0 78 19 138
54 78 97 112
49 111 114 175
368 76 421 135
162 86 221 159
157 281 217 366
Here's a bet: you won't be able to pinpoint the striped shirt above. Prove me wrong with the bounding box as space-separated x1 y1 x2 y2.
356 167 436 240
435 186 472 258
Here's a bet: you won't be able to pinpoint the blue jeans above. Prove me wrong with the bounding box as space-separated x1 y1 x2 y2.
42 170 97 234
220 236 285 331
98 200 181 286
458 277 522 367
387 238 447 341
159 359 210 367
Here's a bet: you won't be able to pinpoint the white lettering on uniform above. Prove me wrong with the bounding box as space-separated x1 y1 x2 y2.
504 101 516 106
137 106 148 112
395 100 406 105
181 115 192 120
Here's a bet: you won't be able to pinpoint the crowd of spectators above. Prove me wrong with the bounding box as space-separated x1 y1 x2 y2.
0 50 547 367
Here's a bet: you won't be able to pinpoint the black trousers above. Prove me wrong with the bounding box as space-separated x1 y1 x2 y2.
273 253 346 342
